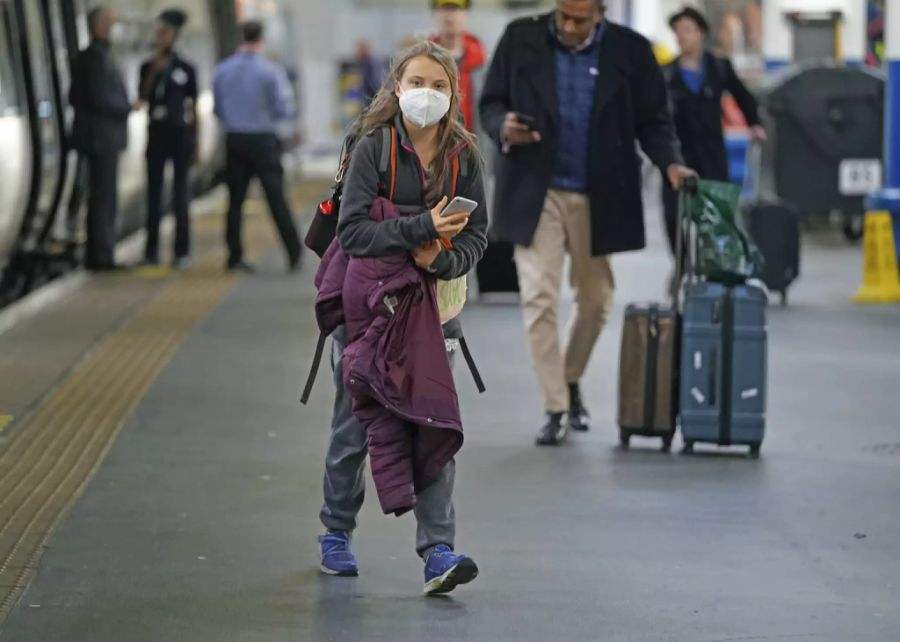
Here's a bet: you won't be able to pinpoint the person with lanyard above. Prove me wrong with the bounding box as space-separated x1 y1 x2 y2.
661 7 766 264
137 9 198 269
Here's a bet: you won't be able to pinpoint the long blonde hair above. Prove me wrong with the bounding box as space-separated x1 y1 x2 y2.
355 41 479 202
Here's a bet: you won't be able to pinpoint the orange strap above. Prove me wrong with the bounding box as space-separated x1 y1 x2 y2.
439 156 462 251
388 126 397 201
451 155 459 197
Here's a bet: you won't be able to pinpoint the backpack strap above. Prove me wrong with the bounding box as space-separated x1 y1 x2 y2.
438 152 464 251
377 126 397 200
378 126 391 175
458 336 486 394
300 332 328 405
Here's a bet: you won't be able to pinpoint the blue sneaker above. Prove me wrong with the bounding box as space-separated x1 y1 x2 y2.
423 544 478 595
318 530 359 577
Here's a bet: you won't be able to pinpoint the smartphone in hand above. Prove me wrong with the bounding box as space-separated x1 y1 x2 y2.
440 196 478 218
513 112 536 131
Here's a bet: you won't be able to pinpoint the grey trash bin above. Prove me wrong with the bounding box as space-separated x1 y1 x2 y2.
755 64 885 234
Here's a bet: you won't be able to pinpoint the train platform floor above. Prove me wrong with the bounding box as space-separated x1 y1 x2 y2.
0 185 898 642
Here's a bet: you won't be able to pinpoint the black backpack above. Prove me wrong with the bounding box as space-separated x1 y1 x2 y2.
299 130 482 404
304 126 398 258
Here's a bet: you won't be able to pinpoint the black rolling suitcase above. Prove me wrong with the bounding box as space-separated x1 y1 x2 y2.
743 201 800 304
742 144 801 304
475 240 519 295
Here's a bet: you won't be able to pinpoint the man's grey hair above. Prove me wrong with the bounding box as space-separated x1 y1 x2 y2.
87 6 108 35
557 0 607 10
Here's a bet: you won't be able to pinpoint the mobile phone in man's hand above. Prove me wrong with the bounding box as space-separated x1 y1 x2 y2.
513 112 536 131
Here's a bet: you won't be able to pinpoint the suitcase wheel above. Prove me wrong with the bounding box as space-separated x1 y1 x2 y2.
619 430 631 450
682 440 695 455
749 443 761 459
661 435 673 453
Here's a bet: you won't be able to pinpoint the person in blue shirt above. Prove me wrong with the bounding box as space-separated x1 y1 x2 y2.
213 20 301 272
661 7 765 259
137 9 197 269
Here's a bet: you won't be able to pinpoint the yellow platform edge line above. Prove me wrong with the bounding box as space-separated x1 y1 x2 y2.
0 213 277 621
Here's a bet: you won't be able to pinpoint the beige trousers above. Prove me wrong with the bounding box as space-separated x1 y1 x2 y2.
514 190 615 413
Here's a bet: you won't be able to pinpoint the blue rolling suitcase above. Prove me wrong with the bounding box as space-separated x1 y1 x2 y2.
679 281 767 457
675 178 768 458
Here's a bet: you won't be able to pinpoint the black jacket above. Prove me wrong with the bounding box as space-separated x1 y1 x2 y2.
139 53 198 133
337 117 488 337
479 14 682 256
663 52 760 180
69 41 130 155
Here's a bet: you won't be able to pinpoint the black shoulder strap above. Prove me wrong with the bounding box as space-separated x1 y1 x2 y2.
662 63 676 84
378 126 392 174
376 126 397 199
458 337 486 394
300 332 328 405
711 55 729 84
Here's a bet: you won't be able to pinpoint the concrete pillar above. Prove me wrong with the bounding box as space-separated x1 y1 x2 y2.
884 0 900 189
762 0 790 69
856 0 900 303
294 0 350 147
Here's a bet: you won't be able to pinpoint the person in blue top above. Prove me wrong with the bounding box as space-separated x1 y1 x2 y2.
137 9 197 269
661 7 766 259
213 21 302 273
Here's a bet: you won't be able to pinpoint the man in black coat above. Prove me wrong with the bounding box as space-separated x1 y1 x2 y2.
69 6 131 271
479 0 693 446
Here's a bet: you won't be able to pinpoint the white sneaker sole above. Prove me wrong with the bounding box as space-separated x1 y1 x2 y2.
424 558 479 595
319 563 358 577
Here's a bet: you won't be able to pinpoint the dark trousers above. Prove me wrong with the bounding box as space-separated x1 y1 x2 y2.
225 132 300 265
85 152 119 268
145 128 191 262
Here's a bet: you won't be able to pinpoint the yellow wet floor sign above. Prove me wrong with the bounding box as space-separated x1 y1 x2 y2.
854 211 900 304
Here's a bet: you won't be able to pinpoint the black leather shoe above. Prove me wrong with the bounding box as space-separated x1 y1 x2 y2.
226 260 256 273
568 382 590 432
569 400 590 432
87 262 129 273
535 412 567 446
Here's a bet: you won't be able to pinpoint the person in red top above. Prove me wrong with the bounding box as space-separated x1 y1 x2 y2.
430 0 485 132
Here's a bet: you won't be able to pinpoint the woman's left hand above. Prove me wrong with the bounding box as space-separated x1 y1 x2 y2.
411 240 441 269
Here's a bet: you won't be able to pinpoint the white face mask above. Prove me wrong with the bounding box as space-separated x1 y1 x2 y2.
398 88 451 129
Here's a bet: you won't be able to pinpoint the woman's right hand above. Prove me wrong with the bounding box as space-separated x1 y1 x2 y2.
430 196 470 240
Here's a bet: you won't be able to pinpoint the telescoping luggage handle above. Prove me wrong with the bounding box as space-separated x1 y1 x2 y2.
674 175 699 309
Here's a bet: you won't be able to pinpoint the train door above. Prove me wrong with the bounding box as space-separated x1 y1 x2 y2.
0 0 29 261
13 0 68 248
0 0 79 300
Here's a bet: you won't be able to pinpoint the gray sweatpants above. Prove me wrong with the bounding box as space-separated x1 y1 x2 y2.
319 326 456 558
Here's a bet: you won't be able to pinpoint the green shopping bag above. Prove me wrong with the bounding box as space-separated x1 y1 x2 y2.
688 179 764 284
